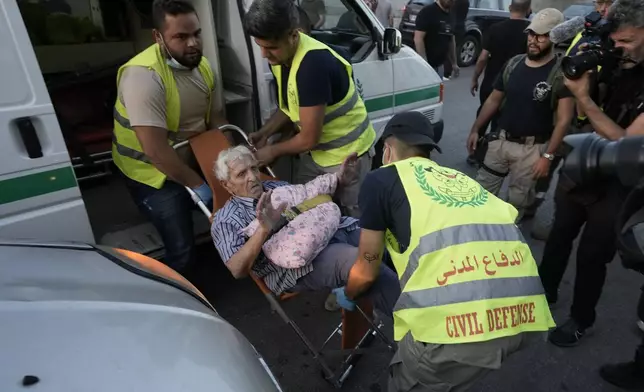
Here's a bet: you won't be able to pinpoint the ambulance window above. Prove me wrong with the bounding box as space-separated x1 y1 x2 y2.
298 0 369 35
0 15 31 106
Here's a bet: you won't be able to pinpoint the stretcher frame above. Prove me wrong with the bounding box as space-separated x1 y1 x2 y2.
173 125 395 388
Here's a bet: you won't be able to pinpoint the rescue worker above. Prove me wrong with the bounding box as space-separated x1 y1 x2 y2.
332 112 555 391
243 0 376 218
111 0 227 273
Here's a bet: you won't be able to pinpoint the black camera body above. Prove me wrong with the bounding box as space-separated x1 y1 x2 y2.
561 11 622 80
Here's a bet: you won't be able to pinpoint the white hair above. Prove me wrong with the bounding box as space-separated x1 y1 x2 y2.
214 145 257 181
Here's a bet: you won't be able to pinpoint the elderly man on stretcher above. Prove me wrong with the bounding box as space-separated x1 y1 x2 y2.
211 145 400 317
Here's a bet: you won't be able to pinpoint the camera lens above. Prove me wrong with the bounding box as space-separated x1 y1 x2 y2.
561 133 608 184
562 51 602 80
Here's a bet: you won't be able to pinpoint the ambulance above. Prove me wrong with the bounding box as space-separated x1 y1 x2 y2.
0 0 445 258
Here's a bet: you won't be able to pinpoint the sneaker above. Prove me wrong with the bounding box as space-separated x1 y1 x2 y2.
600 362 644 390
548 318 590 347
324 292 341 312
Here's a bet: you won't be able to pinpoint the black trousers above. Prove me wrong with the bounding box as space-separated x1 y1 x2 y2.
636 287 644 368
476 81 498 137
538 180 626 328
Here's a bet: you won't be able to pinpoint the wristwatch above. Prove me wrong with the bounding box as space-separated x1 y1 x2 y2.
542 152 555 161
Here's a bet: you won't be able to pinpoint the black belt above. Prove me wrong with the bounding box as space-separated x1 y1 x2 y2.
504 132 549 145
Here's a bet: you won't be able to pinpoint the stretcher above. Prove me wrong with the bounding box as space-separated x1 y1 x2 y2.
172 125 395 388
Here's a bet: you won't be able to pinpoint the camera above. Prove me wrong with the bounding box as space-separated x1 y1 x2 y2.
561 11 622 80
561 133 644 273
560 133 644 187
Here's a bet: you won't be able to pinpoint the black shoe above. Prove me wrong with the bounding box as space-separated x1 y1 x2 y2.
466 154 478 166
549 318 589 347
600 362 644 390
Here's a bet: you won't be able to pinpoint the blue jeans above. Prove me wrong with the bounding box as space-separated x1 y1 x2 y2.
123 176 195 273
291 227 401 318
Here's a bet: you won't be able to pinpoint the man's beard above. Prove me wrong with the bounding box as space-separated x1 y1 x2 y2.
173 51 202 68
527 44 553 61
164 46 202 69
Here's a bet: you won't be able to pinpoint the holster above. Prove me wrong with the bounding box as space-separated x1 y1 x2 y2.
476 132 508 178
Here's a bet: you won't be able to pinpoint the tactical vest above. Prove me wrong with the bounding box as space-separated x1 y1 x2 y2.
386 157 555 344
112 44 214 189
271 33 375 167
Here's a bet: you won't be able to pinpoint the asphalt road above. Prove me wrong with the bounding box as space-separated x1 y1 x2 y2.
189 66 643 392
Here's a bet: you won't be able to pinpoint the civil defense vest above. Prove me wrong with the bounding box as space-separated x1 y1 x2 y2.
112 44 214 189
271 33 375 167
385 157 555 344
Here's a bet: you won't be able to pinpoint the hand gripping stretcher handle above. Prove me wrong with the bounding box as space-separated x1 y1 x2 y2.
172 125 277 218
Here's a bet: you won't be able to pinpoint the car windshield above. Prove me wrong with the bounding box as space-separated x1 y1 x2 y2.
563 4 594 18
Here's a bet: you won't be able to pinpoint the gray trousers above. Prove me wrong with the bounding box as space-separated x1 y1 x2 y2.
389 332 543 392
294 149 373 218
291 227 401 318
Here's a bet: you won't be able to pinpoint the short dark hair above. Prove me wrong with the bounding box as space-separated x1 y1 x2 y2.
509 0 531 14
607 0 644 30
244 0 299 40
152 0 197 31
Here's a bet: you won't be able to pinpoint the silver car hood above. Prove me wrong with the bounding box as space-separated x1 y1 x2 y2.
0 243 281 392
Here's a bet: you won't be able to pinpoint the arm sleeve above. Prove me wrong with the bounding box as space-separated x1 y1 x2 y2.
493 61 509 92
119 67 167 129
296 51 334 107
414 7 432 32
358 170 390 231
482 25 495 52
212 218 246 264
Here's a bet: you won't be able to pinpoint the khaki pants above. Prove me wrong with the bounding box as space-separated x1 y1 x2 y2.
294 148 374 218
475 132 546 217
388 332 541 392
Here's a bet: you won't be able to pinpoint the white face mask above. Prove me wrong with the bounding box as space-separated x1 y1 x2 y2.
381 144 389 166
158 34 191 70
166 56 191 70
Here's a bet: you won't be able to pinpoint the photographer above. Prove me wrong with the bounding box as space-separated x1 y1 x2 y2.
538 0 644 350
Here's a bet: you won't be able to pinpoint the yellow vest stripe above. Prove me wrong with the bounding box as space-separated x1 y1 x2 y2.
394 276 545 311
399 223 525 288
295 88 360 127
316 116 371 151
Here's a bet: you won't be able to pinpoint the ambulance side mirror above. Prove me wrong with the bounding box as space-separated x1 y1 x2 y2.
382 28 402 56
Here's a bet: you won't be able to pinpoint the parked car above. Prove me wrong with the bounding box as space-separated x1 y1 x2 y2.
559 3 594 47
399 0 512 67
0 240 284 392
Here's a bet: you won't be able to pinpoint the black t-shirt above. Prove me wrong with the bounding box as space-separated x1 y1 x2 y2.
277 48 350 109
359 166 412 255
481 19 530 91
415 3 454 67
452 0 469 35
602 64 644 128
494 56 572 137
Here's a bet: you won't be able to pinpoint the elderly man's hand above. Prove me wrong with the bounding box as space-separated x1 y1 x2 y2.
256 190 287 232
337 152 359 186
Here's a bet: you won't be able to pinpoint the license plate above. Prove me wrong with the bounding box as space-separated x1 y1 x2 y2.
410 15 417 22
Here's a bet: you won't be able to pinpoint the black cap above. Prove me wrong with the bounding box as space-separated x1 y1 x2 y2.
381 111 442 153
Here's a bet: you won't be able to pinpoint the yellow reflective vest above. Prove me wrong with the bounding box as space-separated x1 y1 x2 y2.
271 33 376 167
385 157 555 344
112 44 214 189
